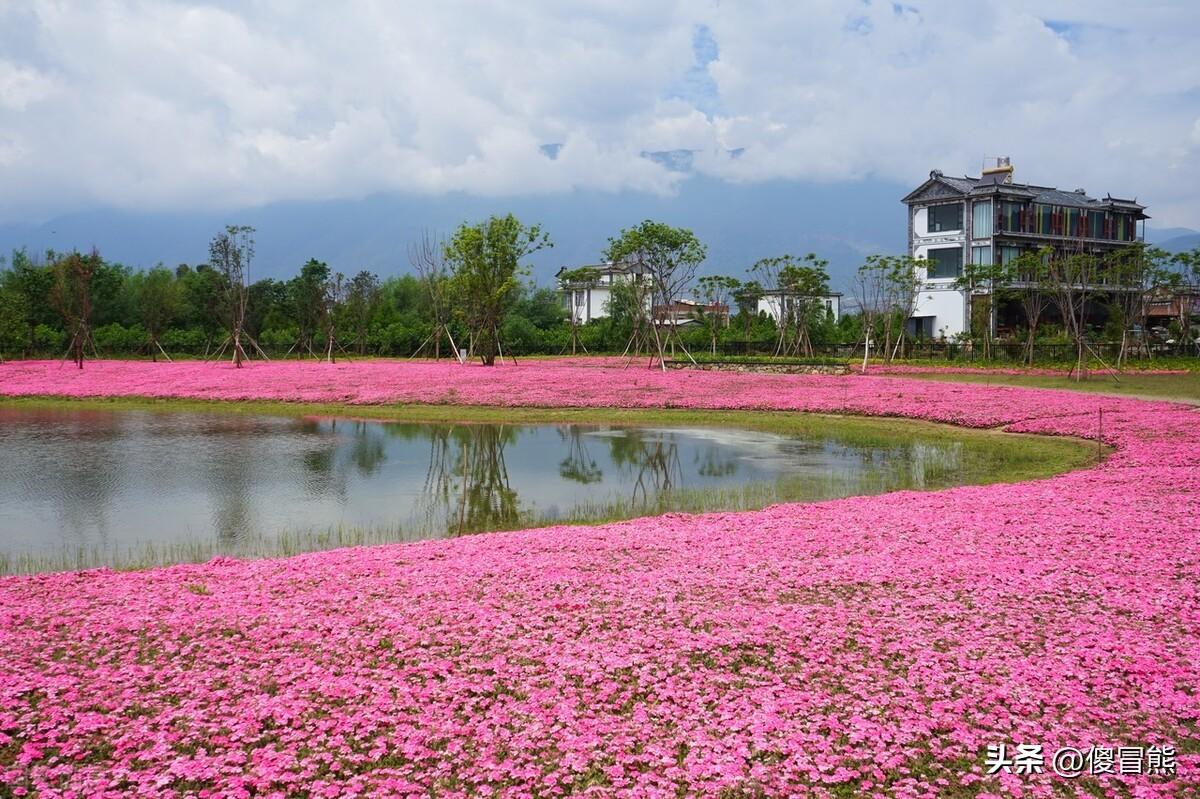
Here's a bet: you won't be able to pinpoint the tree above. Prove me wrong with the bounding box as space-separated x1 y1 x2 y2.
207 225 261 367
1045 250 1102 380
445 215 551 366
558 266 601 355
320 271 347 362
1106 244 1169 368
49 250 101 369
731 280 763 340
603 220 706 370
955 254 1007 361
6 249 54 355
135 265 179 361
0 256 30 362
1005 247 1053 366
752 254 829 356
344 270 382 355
852 256 890 371
409 230 461 361
1163 247 1200 356
288 259 331 358
695 275 739 355
778 255 830 357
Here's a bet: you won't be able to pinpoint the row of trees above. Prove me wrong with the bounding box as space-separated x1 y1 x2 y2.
3 215 1195 373
956 244 1200 377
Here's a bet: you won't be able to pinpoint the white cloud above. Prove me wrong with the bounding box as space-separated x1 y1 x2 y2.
0 0 1197 224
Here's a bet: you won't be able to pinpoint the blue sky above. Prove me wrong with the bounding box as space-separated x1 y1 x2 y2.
0 1 1197 233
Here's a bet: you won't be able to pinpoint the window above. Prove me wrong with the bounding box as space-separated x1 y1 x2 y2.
972 201 992 238
999 246 1021 265
1034 204 1054 235
928 203 962 232
999 202 1024 232
574 291 584 307
926 247 962 279
971 246 992 266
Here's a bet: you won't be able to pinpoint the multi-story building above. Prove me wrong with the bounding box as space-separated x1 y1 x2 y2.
902 158 1148 339
555 261 649 324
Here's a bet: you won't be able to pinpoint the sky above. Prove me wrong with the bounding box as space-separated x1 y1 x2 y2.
0 1 1197 275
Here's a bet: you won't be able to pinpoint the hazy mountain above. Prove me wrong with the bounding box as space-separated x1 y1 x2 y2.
1146 227 1200 253
0 176 909 293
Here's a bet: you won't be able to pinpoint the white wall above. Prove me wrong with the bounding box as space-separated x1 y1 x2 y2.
911 287 967 338
757 295 840 323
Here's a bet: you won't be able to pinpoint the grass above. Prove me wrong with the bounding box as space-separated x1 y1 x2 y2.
891 370 1200 403
0 396 1099 575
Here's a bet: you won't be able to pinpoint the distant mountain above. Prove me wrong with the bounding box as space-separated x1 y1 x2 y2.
1146 227 1200 253
0 176 910 293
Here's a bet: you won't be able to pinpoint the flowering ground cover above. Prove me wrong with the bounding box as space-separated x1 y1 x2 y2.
0 358 1198 797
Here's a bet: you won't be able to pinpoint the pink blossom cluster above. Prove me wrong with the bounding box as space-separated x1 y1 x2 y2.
1 358 1198 797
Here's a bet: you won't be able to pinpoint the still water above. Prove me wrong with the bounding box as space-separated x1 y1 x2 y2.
0 407 970 569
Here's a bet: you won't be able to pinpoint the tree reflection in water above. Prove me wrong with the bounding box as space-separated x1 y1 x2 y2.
419 425 520 535
598 428 685 508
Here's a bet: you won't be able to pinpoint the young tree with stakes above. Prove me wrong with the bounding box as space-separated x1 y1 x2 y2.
445 215 551 366
1005 247 1053 367
558 266 601 355
320 271 347 363
695 275 739 355
603 220 707 371
135 265 179 362
207 225 265 367
409 230 462 362
49 250 101 369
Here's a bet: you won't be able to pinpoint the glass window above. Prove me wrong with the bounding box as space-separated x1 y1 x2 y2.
972 201 992 238
926 248 963 279
999 246 1021 265
928 203 962 232
999 202 1024 232
971 246 992 265
1034 204 1054 235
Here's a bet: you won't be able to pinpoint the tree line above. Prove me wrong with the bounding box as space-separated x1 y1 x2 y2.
1 214 1195 371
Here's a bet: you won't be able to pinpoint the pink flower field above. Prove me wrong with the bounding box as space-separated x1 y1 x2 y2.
1 359 1198 797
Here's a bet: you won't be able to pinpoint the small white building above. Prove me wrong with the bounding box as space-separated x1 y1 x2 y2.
555 261 649 324
756 290 841 323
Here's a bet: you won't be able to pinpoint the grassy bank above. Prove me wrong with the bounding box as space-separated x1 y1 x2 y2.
891 370 1200 403
0 396 1099 575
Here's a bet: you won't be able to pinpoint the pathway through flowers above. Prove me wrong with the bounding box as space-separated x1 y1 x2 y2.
0 359 1197 797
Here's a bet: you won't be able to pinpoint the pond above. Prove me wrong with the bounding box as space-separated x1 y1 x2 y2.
0 405 1004 573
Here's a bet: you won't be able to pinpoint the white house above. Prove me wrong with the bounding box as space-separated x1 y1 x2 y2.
555 261 649 324
756 290 841 323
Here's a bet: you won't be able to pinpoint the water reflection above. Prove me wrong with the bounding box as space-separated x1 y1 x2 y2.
0 407 974 566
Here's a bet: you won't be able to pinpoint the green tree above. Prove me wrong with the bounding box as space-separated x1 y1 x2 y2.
445 214 552 365
603 220 706 368
731 279 763 340
695 275 739 355
208 225 257 367
344 270 382 355
289 259 331 357
134 266 180 361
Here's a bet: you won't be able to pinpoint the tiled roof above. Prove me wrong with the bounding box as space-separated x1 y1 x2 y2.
914 173 1146 214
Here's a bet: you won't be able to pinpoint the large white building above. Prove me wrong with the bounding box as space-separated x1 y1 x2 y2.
902 158 1148 339
555 261 648 324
